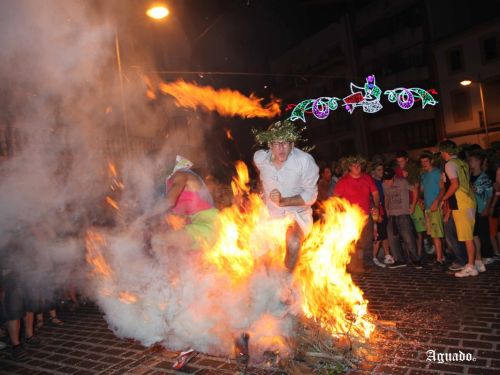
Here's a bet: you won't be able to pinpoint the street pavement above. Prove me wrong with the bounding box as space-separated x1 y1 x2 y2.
1 261 499 374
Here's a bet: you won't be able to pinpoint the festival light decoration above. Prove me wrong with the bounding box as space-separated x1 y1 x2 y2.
289 74 438 122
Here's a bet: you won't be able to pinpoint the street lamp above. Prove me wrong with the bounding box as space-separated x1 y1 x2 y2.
460 78 489 146
146 5 169 20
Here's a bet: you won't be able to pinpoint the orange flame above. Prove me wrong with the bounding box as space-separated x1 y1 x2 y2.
165 214 186 231
143 75 157 100
108 162 118 177
106 196 120 211
85 231 113 278
296 198 375 338
159 80 281 119
206 162 374 340
119 291 138 304
225 128 234 140
204 162 291 282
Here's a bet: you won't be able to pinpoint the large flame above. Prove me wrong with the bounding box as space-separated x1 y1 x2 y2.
296 199 375 338
159 80 281 119
205 162 374 339
203 161 291 282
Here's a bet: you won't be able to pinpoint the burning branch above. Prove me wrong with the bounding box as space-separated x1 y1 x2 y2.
159 80 281 119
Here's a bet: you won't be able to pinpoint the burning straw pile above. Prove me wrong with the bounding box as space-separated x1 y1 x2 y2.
85 161 376 373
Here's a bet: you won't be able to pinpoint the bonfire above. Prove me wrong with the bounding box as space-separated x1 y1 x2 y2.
86 161 376 373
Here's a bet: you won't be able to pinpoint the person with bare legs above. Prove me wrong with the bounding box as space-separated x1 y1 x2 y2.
438 140 478 277
419 151 446 268
467 150 492 270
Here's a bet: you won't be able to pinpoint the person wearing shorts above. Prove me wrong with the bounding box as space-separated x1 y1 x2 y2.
419 151 445 267
395 150 425 258
439 140 478 277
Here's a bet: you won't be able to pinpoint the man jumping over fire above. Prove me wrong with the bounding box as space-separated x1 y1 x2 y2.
253 119 319 272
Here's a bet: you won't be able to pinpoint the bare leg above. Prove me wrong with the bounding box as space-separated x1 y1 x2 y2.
465 240 476 266
474 236 482 261
372 241 381 258
24 312 34 339
382 239 390 256
7 320 21 346
491 234 499 254
285 222 304 272
416 232 423 258
433 237 444 262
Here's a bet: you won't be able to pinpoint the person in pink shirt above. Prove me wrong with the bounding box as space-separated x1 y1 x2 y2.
334 156 380 272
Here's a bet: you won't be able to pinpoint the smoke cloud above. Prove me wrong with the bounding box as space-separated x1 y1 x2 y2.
0 0 295 362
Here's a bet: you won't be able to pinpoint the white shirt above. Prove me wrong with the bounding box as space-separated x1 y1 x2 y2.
254 147 319 235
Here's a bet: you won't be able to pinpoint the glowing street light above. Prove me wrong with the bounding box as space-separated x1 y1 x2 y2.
460 79 472 86
146 5 169 20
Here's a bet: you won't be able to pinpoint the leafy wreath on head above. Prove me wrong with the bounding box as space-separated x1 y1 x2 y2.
252 119 314 152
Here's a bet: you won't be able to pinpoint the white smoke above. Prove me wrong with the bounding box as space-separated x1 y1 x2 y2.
0 0 202 307
0 0 297 362
87 222 297 358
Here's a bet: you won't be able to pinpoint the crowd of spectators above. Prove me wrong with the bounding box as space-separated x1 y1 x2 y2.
316 140 500 276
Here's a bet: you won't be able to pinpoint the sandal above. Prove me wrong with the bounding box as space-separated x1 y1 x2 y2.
49 316 64 326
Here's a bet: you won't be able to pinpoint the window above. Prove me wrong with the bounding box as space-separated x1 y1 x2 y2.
450 90 472 122
483 78 500 126
369 120 437 154
447 48 463 72
482 35 498 62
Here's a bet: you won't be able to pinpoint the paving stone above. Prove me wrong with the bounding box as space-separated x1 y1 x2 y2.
467 367 500 375
428 363 466 373
1 265 499 374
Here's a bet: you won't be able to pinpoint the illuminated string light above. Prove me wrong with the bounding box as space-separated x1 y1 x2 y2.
287 74 438 122
384 87 438 110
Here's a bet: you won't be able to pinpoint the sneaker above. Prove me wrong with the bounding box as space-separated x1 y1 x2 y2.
455 264 479 278
373 257 386 268
384 254 395 265
11 345 29 361
436 261 448 271
413 260 424 269
475 260 486 273
482 257 494 265
388 260 407 269
24 335 43 347
448 262 465 271
424 239 435 254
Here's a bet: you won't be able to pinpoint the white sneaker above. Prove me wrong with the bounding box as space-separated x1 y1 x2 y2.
455 264 479 278
373 257 386 268
475 260 486 273
384 254 395 265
